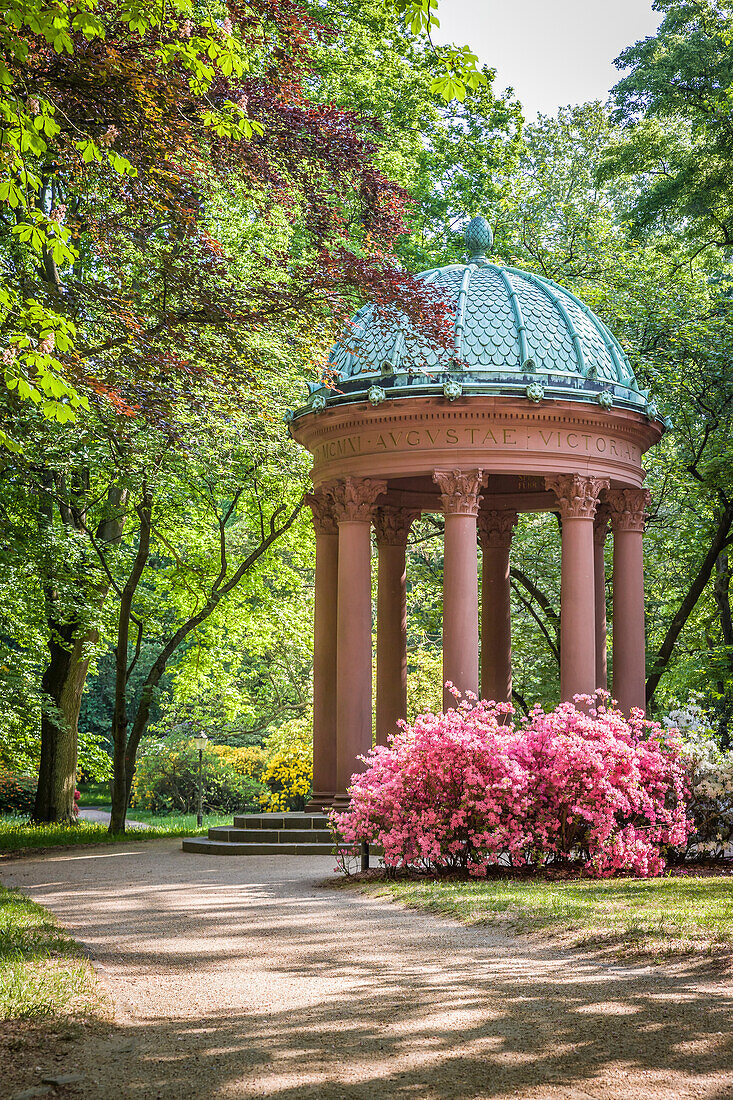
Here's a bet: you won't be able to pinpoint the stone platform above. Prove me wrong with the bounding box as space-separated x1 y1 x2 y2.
181 812 336 856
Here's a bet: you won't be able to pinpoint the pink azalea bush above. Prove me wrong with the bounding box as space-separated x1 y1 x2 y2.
332 692 692 878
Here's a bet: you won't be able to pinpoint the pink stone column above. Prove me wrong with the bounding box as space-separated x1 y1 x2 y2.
304 490 338 811
608 488 651 715
374 507 419 746
478 509 518 705
546 475 609 705
434 469 483 709
594 504 610 692
327 477 386 804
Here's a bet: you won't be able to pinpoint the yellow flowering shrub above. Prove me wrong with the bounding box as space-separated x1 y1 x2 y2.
260 718 313 811
210 745 267 783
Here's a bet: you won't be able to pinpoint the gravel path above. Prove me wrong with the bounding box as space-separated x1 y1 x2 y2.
2 839 733 1100
76 808 149 829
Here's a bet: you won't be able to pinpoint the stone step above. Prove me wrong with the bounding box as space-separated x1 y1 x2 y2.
231 813 331 830
208 826 333 844
181 838 339 856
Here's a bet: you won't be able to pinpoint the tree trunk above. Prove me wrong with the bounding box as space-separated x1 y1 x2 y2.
109 487 152 834
34 483 128 823
34 627 90 821
714 553 733 647
713 552 733 749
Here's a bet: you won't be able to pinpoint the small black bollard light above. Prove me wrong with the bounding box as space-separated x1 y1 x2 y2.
360 840 370 872
192 730 208 827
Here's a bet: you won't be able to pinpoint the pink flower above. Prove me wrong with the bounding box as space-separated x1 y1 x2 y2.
100 125 120 147
332 693 692 879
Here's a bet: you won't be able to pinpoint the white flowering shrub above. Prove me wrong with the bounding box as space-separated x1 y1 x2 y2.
664 701 733 857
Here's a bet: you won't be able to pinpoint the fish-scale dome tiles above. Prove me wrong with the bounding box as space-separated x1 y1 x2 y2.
295 217 664 423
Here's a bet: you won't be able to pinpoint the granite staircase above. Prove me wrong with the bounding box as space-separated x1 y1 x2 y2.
181 811 337 855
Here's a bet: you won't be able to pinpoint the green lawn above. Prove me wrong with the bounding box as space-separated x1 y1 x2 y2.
76 780 111 806
360 874 733 960
0 885 105 1020
77 782 239 827
0 813 230 853
120 809 234 827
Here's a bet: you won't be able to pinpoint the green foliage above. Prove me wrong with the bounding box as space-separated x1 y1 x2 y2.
0 770 35 816
209 744 268 783
311 0 521 270
0 0 249 435
607 0 733 250
130 737 264 814
149 498 315 745
129 723 313 817
75 781 110 806
385 0 487 101
76 729 112 782
0 708 111 783
78 643 170 752
406 647 443 720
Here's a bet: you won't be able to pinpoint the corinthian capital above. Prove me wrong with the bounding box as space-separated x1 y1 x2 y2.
433 469 483 517
324 477 387 523
544 474 610 520
374 506 420 547
607 488 651 533
478 509 518 549
305 489 338 536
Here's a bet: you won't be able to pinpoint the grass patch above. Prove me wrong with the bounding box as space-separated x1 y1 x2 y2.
359 874 733 960
0 814 228 854
0 885 105 1020
123 809 233 828
76 781 111 807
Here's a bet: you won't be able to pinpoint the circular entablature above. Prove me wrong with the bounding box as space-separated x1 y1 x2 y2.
290 396 660 489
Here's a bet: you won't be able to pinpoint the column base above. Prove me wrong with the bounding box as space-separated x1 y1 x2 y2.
304 793 335 813
330 794 352 813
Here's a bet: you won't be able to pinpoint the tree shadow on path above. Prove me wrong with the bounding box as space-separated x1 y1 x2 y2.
2 842 732 1100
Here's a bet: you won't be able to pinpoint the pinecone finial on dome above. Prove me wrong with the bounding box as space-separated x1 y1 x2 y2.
464 215 493 261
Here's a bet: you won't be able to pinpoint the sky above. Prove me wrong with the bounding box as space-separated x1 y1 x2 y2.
433 0 662 119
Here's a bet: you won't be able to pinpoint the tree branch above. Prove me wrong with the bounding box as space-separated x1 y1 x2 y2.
646 504 733 706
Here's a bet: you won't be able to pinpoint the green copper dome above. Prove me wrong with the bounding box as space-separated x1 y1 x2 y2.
292 216 664 424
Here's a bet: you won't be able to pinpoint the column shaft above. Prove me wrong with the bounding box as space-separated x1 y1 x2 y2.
374 508 418 745
594 507 610 692
435 470 482 709
479 511 517 705
609 489 650 714
560 519 597 701
306 493 339 808
335 520 372 795
326 477 386 803
546 475 609 704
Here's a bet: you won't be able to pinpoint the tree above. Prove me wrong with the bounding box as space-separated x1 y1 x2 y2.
310 0 522 271
3 0 467 821
604 0 733 253
103 413 307 831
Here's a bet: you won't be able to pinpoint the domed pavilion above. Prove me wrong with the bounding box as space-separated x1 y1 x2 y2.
289 217 666 808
